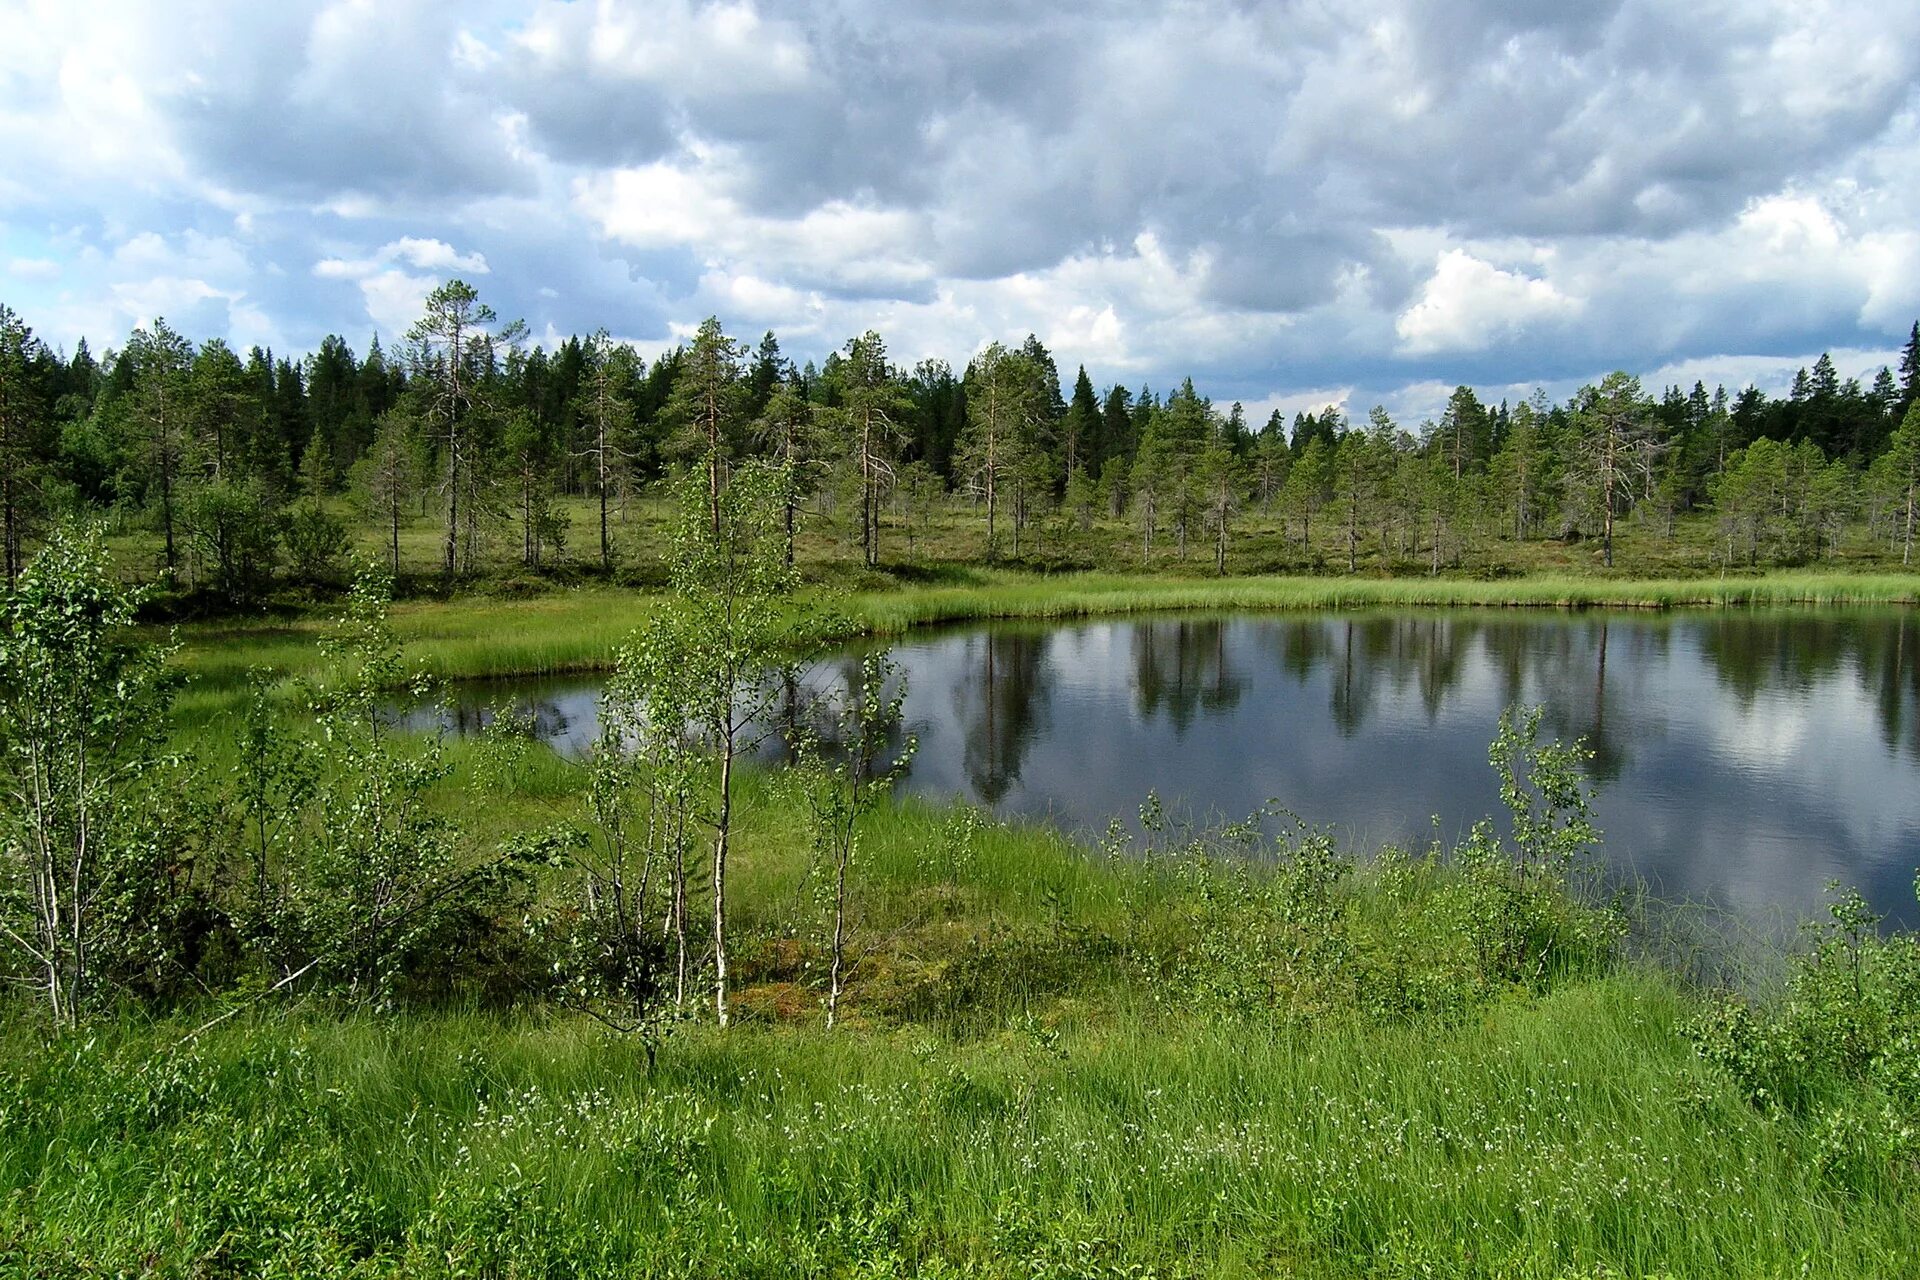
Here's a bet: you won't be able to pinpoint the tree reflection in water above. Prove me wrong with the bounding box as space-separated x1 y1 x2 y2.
951 629 1052 804
410 608 1920 923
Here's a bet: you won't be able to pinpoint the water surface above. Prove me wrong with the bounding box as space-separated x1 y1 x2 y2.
424 609 1920 925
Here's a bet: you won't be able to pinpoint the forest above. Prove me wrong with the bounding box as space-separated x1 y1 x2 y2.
1 280 1917 607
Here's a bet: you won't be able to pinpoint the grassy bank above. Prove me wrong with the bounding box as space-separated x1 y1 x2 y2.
9 980 1914 1279
168 567 1920 720
2 764 1916 1278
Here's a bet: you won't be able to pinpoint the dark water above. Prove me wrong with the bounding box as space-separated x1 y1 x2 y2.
419 609 1920 926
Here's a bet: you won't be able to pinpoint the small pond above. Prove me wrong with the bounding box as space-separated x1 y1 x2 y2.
413 608 1920 926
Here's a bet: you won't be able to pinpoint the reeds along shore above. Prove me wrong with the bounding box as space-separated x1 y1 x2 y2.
168 568 1919 717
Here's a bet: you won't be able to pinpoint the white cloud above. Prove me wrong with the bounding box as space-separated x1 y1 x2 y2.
313 237 489 280
312 237 491 335
389 237 490 274
1395 250 1583 356
573 153 931 296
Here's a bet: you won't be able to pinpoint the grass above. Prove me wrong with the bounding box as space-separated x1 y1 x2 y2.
7 699 1920 1275
164 567 1920 725
1 765 1915 1277
7 978 1914 1278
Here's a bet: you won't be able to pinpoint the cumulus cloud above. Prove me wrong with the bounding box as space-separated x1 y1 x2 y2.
313 237 492 336
0 0 1917 409
1395 250 1584 356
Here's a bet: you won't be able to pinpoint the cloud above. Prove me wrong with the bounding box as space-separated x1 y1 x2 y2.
1395 250 1584 356
312 237 493 337
0 0 1916 415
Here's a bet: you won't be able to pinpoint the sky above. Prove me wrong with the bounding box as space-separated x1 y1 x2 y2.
2 0 1918 426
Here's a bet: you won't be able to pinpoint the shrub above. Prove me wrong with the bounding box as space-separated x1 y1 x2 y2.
283 500 349 586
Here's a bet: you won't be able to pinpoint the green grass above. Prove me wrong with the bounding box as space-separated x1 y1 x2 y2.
2 980 1908 1279
164 567 1920 725
2 812 1913 1279
838 569 1920 633
6 720 1919 1276
5 716 1918 1274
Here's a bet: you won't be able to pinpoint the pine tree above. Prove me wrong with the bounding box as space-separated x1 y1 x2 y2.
1491 397 1549 541
353 410 422 576
1874 404 1920 564
753 374 817 566
1570 372 1659 568
124 319 197 586
1898 321 1920 423
1130 424 1171 564
831 332 911 568
404 280 524 577
746 330 784 420
957 343 1043 561
0 306 45 582
663 317 744 535
1061 365 1099 479
1331 425 1387 573
574 330 638 572
1099 384 1134 478
1199 436 1243 574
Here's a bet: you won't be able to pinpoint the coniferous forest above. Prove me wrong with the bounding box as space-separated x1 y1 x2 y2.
2 282 1918 608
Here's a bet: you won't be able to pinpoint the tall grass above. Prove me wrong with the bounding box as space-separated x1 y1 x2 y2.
3 974 1913 1278
843 570 1920 635
8 686 1920 1274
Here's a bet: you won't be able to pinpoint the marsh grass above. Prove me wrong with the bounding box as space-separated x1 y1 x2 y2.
165 568 1919 725
4 968 1915 1277
6 726 1918 1276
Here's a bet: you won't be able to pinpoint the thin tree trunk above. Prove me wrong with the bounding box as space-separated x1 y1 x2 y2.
444 442 459 576
712 732 733 1028
985 470 998 561
159 446 176 586
827 831 850 1030
1347 496 1358 573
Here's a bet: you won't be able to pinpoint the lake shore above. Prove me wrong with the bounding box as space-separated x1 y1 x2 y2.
169 567 1920 719
5 762 1917 1278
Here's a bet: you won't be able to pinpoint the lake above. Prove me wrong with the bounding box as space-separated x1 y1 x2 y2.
417 608 1920 926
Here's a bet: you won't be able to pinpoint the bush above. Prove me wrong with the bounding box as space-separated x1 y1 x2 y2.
181 479 281 604
0 527 196 1026
1689 882 1920 1187
283 500 349 586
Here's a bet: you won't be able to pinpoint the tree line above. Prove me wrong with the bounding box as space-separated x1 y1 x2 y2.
1 283 1918 602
